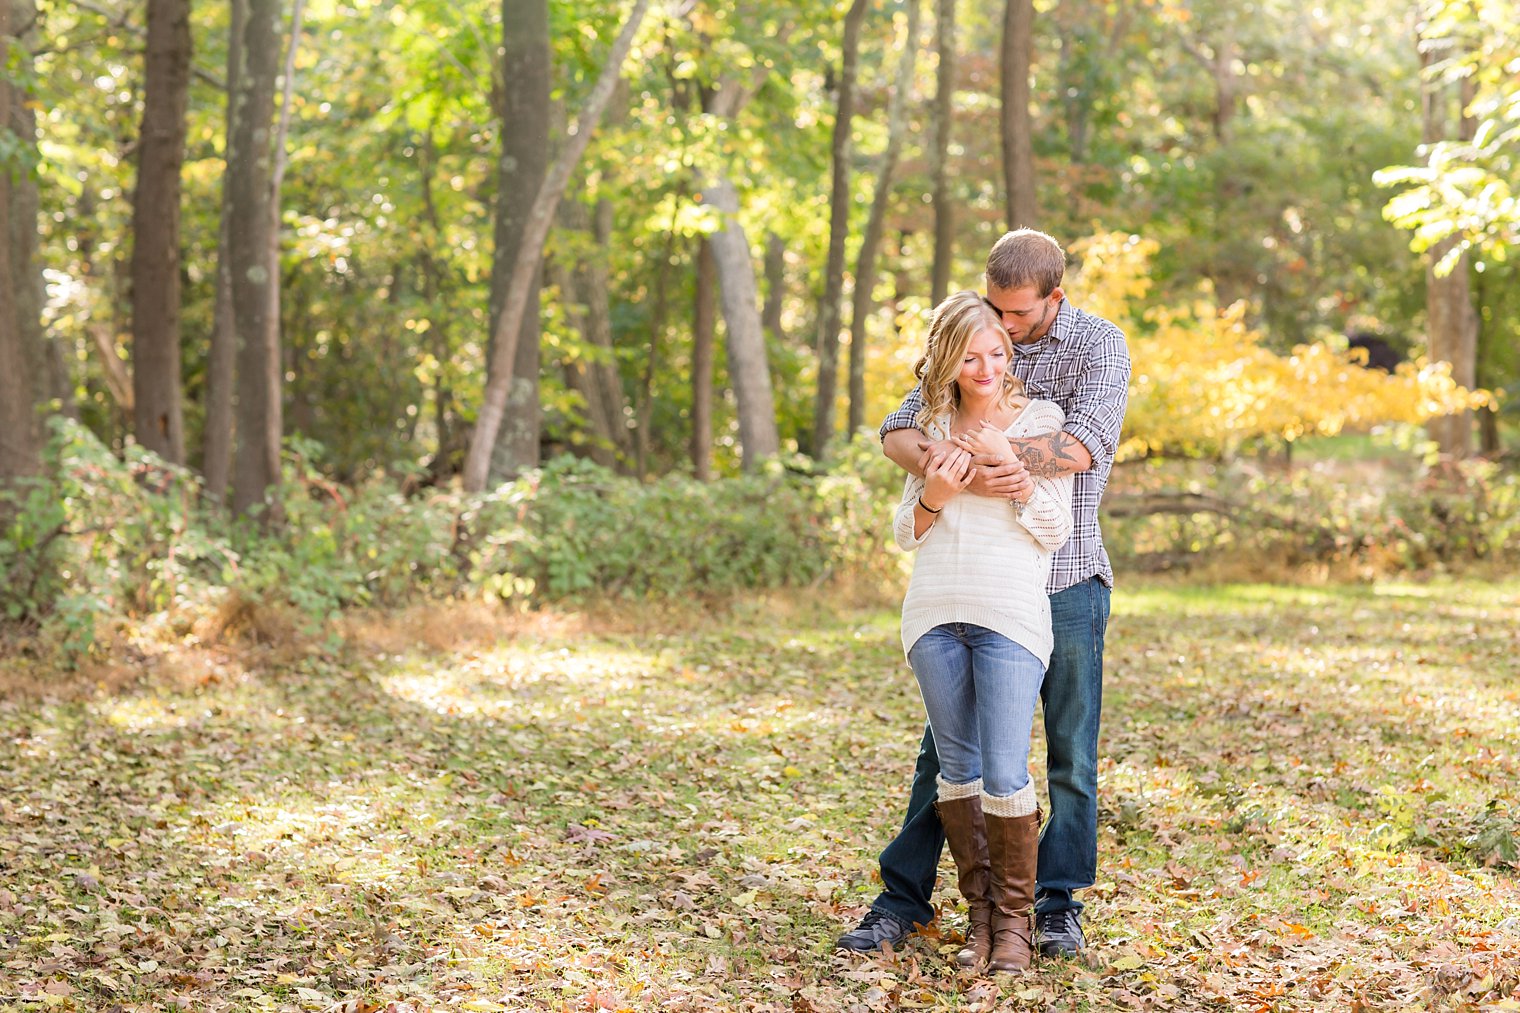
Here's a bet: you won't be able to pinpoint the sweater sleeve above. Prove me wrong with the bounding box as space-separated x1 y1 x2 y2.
1015 401 1074 551
893 474 931 551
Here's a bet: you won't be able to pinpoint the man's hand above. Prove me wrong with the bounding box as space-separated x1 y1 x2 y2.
913 438 959 477
965 453 1033 502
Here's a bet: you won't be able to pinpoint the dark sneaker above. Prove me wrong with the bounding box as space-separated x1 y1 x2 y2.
1035 908 1085 957
836 909 914 953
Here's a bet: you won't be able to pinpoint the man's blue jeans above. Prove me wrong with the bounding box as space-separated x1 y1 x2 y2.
872 577 1110 926
907 624 1044 797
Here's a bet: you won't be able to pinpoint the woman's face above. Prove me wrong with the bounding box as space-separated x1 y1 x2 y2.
955 327 1009 403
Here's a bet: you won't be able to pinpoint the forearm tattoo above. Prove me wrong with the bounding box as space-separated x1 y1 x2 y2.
1010 432 1084 479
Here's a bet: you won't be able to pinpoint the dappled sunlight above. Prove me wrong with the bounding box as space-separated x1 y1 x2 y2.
376 642 663 722
6 586 1520 1010
99 694 198 733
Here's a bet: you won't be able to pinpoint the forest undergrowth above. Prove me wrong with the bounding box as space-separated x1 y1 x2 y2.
2 580 1519 1012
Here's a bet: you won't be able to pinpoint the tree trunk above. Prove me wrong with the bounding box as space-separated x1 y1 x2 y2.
0 0 45 483
811 0 869 460
89 322 134 414
203 204 237 501
1181 28 1240 144
850 0 921 435
633 220 677 478
762 230 786 344
550 257 617 468
485 0 550 481
702 177 781 470
1057 26 1089 165
1473 268 1501 456
553 197 632 469
129 0 191 464
929 0 956 304
1420 23 1477 458
691 238 716 480
261 0 304 491
228 0 281 517
585 198 632 462
416 129 462 476
202 0 242 505
1000 0 1036 230
463 0 650 493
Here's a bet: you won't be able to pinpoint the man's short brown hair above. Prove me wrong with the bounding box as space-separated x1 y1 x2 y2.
985 229 1066 296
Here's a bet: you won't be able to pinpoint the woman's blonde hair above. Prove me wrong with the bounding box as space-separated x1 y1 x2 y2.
913 290 1025 431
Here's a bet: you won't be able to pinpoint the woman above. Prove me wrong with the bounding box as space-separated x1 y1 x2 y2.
892 290 1073 973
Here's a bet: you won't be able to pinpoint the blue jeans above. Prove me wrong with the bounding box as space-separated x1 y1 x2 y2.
907 624 1044 797
872 577 1110 926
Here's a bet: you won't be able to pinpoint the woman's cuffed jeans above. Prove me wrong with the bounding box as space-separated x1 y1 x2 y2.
871 577 1110 927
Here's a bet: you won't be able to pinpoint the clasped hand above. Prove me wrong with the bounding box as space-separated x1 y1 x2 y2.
917 422 1033 504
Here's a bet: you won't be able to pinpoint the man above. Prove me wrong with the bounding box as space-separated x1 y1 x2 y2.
838 229 1130 958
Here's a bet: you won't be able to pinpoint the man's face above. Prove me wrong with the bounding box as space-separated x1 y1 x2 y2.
984 284 1063 345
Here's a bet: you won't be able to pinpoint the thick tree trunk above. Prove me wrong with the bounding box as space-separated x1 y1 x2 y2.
129 0 192 464
850 0 921 435
1424 247 1477 456
702 177 780 471
1 0 45 483
811 0 869 460
1420 25 1477 458
485 0 550 481
929 0 956 305
228 0 281 517
1000 0 1037 230
202 0 242 505
0 0 35 480
463 0 649 492
691 238 717 480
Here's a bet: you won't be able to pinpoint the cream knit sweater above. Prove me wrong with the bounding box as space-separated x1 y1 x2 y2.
894 399 1074 665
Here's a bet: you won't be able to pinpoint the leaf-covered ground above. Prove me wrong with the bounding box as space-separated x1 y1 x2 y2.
3 579 1520 1012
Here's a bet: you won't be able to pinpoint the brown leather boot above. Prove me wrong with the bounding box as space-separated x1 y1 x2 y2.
983 784 1041 974
933 778 992 970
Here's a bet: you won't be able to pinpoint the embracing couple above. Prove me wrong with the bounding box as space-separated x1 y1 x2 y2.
838 229 1130 973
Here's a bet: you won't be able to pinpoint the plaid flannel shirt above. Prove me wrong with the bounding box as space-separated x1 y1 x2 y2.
879 299 1131 593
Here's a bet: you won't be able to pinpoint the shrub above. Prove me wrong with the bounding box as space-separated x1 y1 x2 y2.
0 418 219 655
2 426 905 661
460 440 901 601
1103 455 1520 576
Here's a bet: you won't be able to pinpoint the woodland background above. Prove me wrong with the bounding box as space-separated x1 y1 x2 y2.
1 0 1518 654
2 4 1520 1011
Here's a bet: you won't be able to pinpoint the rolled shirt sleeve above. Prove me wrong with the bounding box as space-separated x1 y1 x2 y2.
879 386 926 440
1057 324 1130 476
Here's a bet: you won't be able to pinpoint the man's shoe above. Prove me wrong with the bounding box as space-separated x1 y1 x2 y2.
1035 908 1085 957
836 909 914 953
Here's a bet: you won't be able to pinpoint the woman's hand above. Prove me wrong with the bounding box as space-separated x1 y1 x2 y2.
921 447 973 511
953 421 1015 463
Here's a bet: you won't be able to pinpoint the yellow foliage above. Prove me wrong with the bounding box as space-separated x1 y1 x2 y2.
1064 233 1491 459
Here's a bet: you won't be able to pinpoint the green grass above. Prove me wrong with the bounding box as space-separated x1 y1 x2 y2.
1 580 1518 1011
